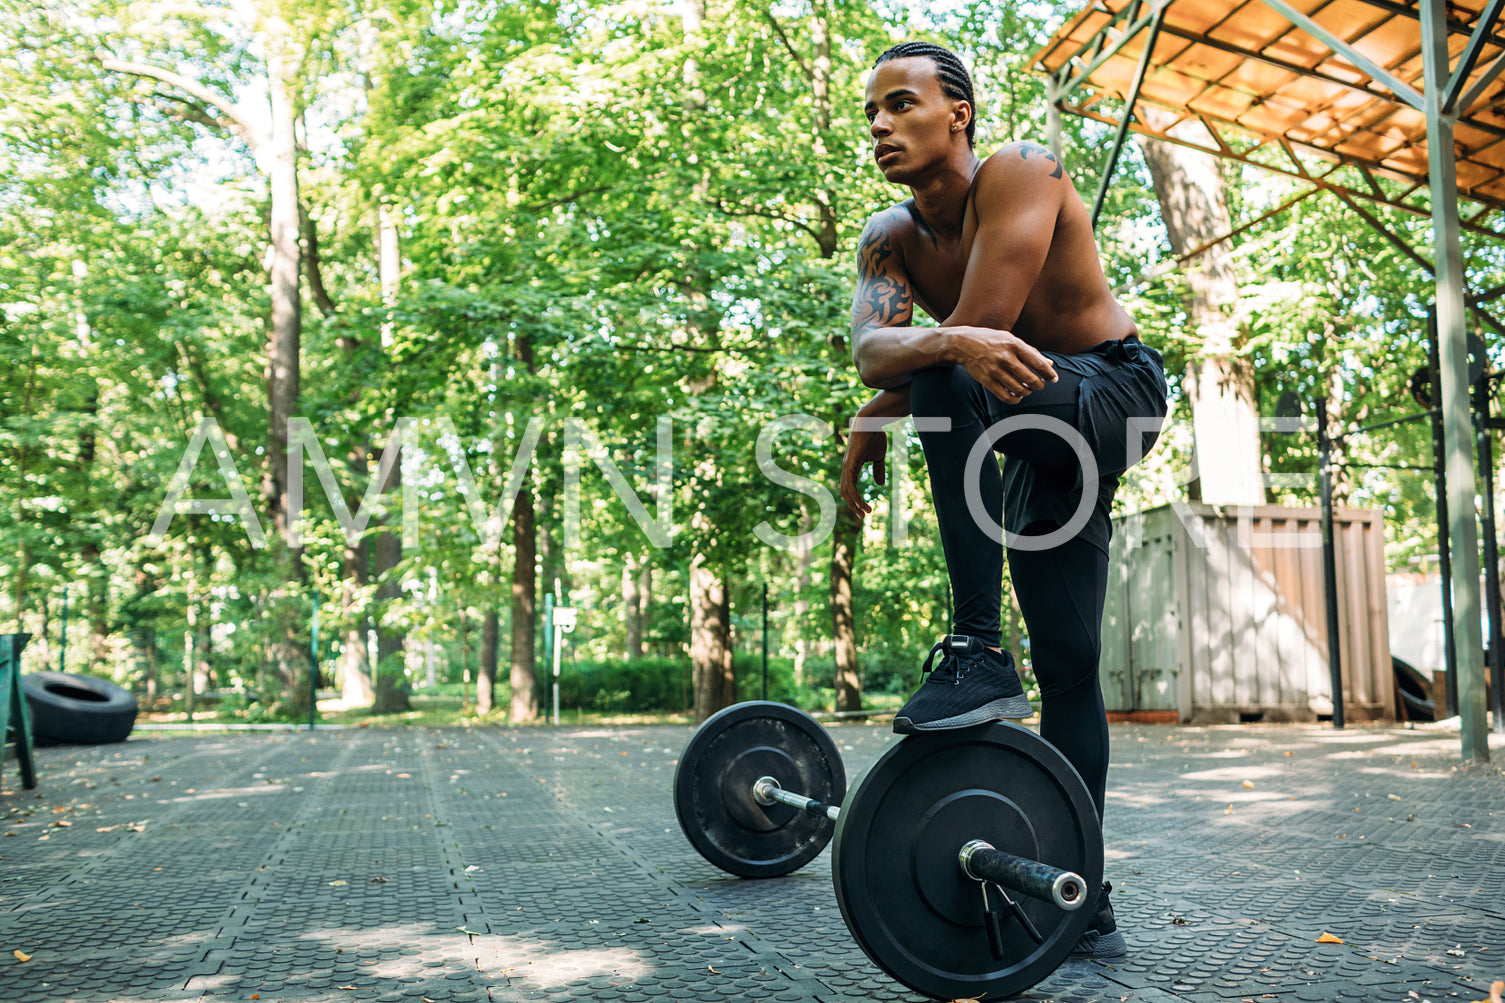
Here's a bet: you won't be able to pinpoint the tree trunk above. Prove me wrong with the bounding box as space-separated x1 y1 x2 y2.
139 627 158 703
624 553 643 661
371 437 408 714
479 609 499 715
510 486 539 722
372 506 408 712
807 8 858 708
263 24 309 714
640 563 654 656
831 507 861 712
74 260 110 674
1138 123 1263 506
718 575 735 707
371 204 408 714
690 526 734 722
510 333 541 723
11 341 38 631
338 530 374 707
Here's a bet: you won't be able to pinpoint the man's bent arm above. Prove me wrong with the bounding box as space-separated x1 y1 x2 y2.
848 212 950 390
855 385 912 424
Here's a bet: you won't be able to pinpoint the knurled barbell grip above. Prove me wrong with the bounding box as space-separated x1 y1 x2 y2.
958 840 1089 912
753 776 841 822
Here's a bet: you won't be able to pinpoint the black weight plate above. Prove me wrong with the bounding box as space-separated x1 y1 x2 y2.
832 723 1102 1001
674 701 846 878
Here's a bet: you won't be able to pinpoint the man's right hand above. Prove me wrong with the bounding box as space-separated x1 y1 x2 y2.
945 326 1058 405
839 425 888 522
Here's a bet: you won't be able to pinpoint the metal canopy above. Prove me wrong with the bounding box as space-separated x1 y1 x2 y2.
1034 0 1505 235
1033 0 1498 760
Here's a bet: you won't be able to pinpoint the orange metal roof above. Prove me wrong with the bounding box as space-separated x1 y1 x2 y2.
1033 0 1505 233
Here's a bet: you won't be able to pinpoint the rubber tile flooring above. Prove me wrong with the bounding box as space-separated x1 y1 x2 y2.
1 720 1502 1002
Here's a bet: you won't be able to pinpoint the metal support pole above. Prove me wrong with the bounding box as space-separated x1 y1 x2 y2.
761 584 769 702
183 624 194 723
1425 0 1491 760
309 591 320 730
1317 399 1345 729
547 590 559 722
1430 318 1461 718
552 621 562 726
1091 6 1165 230
1046 78 1065 161
550 603 574 726
1474 374 1505 734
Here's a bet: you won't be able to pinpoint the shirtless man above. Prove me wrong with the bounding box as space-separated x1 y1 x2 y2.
838 41 1169 959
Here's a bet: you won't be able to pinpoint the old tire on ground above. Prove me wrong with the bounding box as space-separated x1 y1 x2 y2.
22 671 138 744
1392 656 1434 723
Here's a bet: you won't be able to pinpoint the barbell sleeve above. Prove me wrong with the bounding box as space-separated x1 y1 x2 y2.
958 840 1089 911
753 776 841 822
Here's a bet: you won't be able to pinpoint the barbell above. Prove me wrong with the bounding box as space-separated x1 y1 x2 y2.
673 701 1104 1001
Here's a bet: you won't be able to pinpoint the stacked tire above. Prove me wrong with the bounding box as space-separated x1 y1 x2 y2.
22 671 138 744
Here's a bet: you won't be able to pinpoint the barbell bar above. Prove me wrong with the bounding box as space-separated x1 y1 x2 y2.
751 773 1088 911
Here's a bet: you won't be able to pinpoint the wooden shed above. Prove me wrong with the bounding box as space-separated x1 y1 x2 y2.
1099 503 1394 724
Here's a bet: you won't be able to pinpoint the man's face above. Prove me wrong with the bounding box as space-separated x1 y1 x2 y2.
863 57 966 184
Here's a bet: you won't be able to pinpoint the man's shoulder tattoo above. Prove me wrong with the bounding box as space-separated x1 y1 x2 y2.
1017 142 1063 180
857 221 896 280
853 219 911 331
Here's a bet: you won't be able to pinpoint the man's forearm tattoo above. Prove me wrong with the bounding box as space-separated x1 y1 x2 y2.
853 225 910 331
1019 142 1063 179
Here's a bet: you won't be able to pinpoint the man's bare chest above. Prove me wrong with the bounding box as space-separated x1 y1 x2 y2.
905 247 967 321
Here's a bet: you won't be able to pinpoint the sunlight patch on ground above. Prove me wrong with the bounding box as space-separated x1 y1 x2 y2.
1177 765 1287 782
483 938 654 987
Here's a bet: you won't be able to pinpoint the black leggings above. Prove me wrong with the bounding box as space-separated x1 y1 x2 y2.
909 363 1112 820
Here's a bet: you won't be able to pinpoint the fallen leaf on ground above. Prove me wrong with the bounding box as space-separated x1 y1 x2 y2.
1243 781 1255 789
1387 794 1402 801
1316 933 1344 944
13 949 31 962
328 880 347 886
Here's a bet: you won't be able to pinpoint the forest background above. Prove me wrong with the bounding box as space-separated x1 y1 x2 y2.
2 0 1492 725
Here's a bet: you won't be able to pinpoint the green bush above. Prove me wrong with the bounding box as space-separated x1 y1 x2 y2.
553 650 926 715
733 654 799 705
557 657 690 712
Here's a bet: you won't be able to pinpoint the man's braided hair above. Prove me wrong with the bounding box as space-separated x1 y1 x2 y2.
874 42 976 148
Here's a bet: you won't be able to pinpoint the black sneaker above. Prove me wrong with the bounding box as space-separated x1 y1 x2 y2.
1069 882 1127 959
891 635 1032 734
